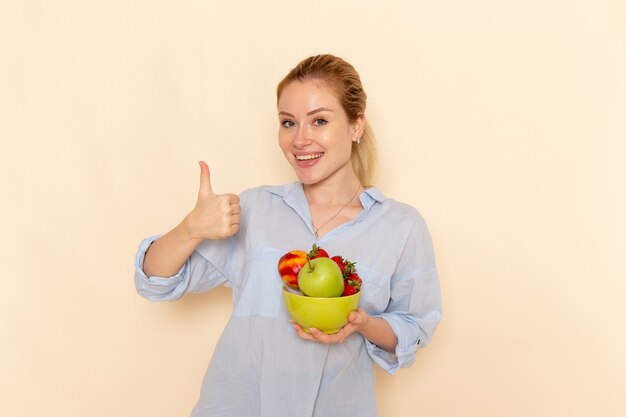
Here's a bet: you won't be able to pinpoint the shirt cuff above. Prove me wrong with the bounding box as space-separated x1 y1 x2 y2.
133 235 189 301
365 313 422 374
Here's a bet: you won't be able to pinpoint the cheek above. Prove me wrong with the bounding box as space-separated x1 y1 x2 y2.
278 131 290 152
329 128 353 154
319 127 345 147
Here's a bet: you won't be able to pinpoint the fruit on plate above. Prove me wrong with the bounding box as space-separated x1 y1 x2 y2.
330 255 346 273
280 244 362 332
332 256 356 275
278 243 362 297
342 285 358 296
343 272 362 296
297 257 344 297
277 250 308 288
308 243 329 259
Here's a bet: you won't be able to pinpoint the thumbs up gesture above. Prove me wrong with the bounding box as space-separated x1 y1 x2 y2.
184 161 240 240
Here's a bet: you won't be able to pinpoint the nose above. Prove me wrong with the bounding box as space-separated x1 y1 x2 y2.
293 125 313 148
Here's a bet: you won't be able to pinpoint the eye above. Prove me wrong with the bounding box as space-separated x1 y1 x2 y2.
313 118 328 126
281 119 295 128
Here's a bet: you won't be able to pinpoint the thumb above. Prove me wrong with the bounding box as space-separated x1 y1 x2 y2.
349 309 367 324
197 161 214 196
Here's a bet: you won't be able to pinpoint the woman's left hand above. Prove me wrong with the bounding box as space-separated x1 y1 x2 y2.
291 308 371 344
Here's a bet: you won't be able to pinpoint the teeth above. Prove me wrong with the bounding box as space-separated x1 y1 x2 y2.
296 153 323 161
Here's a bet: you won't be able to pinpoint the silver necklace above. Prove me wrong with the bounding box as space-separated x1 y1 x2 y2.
312 184 361 239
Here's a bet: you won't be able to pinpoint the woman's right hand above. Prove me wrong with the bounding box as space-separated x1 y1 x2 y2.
183 161 240 240
142 161 239 277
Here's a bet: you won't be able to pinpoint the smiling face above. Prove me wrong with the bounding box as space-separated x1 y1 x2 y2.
278 79 363 187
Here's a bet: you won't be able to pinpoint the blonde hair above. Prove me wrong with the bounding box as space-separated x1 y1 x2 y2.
276 54 378 186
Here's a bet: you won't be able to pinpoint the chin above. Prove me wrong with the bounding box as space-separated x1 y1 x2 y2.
296 176 317 185
289 166 315 184
294 172 323 186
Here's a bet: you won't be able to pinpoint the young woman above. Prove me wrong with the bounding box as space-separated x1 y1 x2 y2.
134 54 442 417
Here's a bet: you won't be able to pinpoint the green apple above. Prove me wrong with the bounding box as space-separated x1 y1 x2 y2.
297 257 345 297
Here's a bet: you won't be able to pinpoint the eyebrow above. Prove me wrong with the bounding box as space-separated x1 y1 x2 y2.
278 107 334 117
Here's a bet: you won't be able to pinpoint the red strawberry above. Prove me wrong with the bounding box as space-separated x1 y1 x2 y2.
342 260 356 278
342 285 358 296
308 243 329 259
345 272 362 292
331 255 346 273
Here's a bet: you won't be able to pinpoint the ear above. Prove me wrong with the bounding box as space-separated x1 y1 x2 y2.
351 113 365 142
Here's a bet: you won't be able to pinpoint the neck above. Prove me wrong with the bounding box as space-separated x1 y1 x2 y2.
308 181 363 240
303 176 362 206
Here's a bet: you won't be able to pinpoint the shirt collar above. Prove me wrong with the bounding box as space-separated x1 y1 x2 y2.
265 182 385 241
362 186 385 204
266 182 386 205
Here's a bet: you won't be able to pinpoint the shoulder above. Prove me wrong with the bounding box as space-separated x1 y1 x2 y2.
365 189 434 252
382 197 422 219
367 187 426 227
367 191 437 268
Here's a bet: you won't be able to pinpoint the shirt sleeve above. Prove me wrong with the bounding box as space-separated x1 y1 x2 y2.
365 215 443 374
133 234 232 302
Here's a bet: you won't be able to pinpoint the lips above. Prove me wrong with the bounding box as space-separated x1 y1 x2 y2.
294 152 323 168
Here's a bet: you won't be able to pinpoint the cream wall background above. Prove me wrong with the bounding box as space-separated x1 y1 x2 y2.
1 1 625 416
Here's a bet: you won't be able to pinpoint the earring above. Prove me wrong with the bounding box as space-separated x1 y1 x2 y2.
355 137 361 145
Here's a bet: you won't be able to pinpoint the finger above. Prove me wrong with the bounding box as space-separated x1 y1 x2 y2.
226 223 239 237
348 310 366 326
197 161 214 196
348 311 361 323
309 327 335 343
291 321 315 340
227 194 240 204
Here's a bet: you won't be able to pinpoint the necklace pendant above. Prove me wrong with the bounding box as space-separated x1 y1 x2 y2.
310 184 362 242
